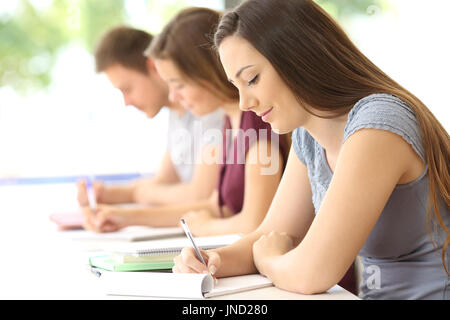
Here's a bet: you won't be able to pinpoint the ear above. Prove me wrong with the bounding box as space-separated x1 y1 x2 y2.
145 58 157 73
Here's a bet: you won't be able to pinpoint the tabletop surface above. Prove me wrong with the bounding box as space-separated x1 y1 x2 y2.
0 183 359 300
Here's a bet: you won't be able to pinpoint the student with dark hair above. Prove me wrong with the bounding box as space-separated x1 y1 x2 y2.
82 8 290 237
77 26 225 230
173 0 450 299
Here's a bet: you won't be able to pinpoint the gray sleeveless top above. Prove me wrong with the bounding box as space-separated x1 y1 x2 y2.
292 93 449 299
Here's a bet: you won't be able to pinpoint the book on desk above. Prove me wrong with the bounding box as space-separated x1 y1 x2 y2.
87 233 257 299
89 234 242 272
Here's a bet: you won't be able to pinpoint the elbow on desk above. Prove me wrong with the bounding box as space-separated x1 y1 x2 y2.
293 281 333 296
273 266 337 295
188 185 216 203
278 279 332 296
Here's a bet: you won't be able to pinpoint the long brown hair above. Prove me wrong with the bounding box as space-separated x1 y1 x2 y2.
148 6 291 168
147 7 238 102
215 0 450 274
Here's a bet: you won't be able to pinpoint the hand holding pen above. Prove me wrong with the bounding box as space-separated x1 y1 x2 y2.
76 178 102 209
174 219 221 284
85 178 98 212
77 177 102 231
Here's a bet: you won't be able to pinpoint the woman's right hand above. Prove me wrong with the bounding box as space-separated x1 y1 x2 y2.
76 179 104 207
173 247 221 277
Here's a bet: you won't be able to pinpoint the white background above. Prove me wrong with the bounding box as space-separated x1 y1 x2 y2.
0 0 449 179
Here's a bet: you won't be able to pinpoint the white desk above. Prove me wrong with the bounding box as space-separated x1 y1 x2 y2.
0 184 359 300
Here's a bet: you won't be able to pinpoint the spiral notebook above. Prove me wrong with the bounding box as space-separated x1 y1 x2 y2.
108 234 243 258
89 234 242 272
89 255 175 272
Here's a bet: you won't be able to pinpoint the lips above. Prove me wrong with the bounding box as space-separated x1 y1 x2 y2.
258 107 274 121
181 102 193 110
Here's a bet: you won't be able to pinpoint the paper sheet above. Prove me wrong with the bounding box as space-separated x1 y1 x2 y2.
97 271 272 299
64 226 184 242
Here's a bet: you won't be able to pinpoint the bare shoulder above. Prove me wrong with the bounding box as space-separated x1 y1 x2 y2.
342 128 425 184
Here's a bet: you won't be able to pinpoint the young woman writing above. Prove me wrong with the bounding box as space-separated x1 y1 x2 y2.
173 0 449 299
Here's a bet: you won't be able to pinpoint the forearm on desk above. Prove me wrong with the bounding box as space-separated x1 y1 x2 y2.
101 183 137 204
211 231 263 278
133 156 220 205
263 245 338 295
196 213 263 237
125 199 213 227
133 182 208 205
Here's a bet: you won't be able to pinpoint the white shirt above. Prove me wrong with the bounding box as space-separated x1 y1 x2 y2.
167 109 224 183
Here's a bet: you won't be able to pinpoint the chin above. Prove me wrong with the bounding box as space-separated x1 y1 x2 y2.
145 110 160 119
190 106 211 117
268 121 286 135
271 126 281 134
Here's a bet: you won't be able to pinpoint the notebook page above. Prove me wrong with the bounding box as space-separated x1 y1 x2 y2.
97 271 271 299
204 274 273 298
99 271 213 299
64 226 184 242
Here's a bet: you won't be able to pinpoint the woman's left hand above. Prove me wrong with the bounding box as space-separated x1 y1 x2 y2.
252 231 295 277
92 204 132 233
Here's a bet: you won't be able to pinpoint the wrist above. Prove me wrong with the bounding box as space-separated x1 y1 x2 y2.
126 208 144 226
100 184 135 204
132 180 154 204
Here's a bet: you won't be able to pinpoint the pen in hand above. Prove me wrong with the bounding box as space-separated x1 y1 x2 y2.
86 177 98 213
180 218 209 273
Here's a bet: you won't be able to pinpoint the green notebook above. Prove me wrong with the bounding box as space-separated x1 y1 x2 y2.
89 255 174 272
89 234 243 272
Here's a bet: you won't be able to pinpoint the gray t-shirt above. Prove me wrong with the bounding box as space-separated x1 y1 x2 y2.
167 108 224 183
292 93 449 299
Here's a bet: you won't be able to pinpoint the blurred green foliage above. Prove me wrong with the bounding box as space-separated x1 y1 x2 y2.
0 0 389 94
0 0 128 93
0 0 187 94
315 0 387 20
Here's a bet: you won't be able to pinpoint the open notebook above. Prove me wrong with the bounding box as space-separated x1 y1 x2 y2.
93 270 273 299
63 226 185 242
49 204 157 232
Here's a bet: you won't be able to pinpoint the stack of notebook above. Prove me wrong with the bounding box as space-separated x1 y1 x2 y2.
52 213 277 299
89 234 243 272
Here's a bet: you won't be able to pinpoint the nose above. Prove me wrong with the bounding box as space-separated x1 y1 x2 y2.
169 88 185 105
168 89 178 104
122 93 133 107
238 93 258 112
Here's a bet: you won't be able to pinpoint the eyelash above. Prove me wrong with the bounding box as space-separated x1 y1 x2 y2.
248 74 259 87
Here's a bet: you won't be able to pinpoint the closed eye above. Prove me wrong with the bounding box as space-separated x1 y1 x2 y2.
248 74 259 86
